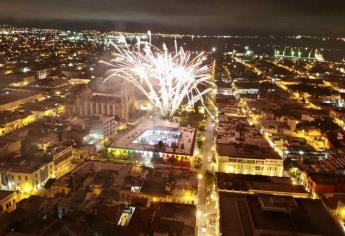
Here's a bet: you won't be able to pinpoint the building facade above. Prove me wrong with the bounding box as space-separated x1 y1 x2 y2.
0 190 18 213
217 155 284 177
0 160 54 194
66 84 135 121
52 145 75 179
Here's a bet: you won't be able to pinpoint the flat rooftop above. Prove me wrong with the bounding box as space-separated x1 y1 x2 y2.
0 110 32 125
0 89 41 105
110 119 196 156
216 173 307 195
219 192 344 236
124 202 196 236
0 155 52 173
217 143 281 160
0 190 15 200
52 160 197 201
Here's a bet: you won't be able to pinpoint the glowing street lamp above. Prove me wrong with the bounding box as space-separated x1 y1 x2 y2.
196 210 202 217
291 50 295 57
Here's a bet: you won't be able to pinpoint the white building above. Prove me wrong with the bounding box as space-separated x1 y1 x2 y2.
217 144 283 177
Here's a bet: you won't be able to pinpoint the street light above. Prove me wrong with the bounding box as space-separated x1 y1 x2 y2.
340 208 345 219
196 210 202 217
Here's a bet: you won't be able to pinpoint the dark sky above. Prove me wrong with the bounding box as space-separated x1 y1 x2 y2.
0 0 345 35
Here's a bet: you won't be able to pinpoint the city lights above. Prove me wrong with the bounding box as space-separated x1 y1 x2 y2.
0 5 344 235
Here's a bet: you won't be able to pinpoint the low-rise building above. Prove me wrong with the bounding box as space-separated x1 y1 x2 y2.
108 119 197 166
0 190 17 213
218 192 344 236
217 143 283 176
216 172 308 198
0 156 54 194
86 115 118 142
306 173 345 194
0 89 44 111
50 145 75 179
50 161 198 205
66 85 135 121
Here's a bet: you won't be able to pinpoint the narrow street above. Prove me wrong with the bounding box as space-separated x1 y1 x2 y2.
197 123 218 236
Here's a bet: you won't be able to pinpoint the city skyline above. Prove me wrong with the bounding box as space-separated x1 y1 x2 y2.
0 0 345 35
0 2 345 236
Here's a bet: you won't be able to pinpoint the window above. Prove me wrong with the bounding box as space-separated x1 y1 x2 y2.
103 104 107 114
25 176 28 181
92 103 96 114
18 176 21 181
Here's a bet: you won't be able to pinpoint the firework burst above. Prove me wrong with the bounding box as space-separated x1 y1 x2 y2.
101 33 215 118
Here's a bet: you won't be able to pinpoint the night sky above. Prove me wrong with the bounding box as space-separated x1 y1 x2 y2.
0 0 345 35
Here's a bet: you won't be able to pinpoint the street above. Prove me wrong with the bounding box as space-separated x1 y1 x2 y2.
197 123 218 236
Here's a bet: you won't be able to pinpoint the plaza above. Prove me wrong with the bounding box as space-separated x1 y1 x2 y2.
108 119 197 161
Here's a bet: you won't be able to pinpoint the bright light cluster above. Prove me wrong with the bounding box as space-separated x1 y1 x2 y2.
102 33 214 118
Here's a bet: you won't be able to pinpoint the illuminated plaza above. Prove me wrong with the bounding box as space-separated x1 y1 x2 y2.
108 119 197 161
133 128 181 147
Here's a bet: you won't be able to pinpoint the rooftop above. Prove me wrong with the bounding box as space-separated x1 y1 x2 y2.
217 143 281 160
0 190 15 200
216 172 307 195
110 119 196 156
52 160 197 200
219 192 344 236
0 89 41 106
0 155 52 173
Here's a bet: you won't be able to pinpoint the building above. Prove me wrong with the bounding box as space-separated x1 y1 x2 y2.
0 97 65 136
306 173 345 194
36 69 48 80
65 116 118 151
331 109 345 131
0 156 54 194
0 89 44 111
216 172 308 198
119 167 198 205
0 110 35 136
233 80 260 95
51 161 198 205
107 119 197 166
217 143 284 177
0 190 17 213
0 139 21 157
121 202 196 236
88 115 118 140
66 84 135 121
50 145 75 179
218 192 344 236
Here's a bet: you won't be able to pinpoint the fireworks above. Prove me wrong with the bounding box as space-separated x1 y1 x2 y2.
102 33 214 118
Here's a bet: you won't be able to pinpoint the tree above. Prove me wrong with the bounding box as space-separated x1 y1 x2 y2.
154 140 165 152
44 178 56 189
205 171 216 191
